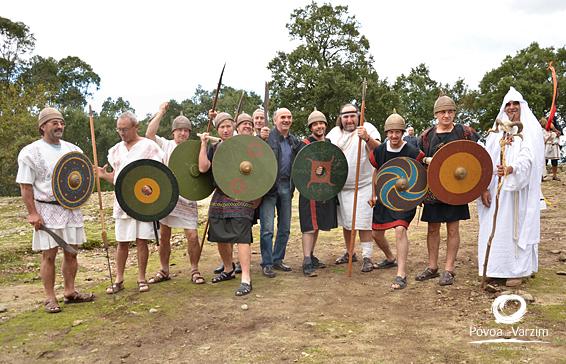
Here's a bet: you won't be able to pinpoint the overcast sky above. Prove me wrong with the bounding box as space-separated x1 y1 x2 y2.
4 0 566 117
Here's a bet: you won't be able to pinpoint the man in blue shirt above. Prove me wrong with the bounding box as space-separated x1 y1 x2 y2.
259 108 302 277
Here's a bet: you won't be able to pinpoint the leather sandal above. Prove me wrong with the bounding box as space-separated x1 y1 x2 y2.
64 291 95 304
335 252 357 265
439 271 455 286
106 281 124 294
211 264 236 283
391 276 407 290
148 270 170 284
191 269 205 284
415 267 439 281
235 282 252 296
138 280 150 293
44 298 61 313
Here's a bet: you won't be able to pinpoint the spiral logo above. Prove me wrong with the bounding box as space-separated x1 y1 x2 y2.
491 294 527 324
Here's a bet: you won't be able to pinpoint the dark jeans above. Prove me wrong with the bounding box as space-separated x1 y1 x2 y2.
259 180 292 267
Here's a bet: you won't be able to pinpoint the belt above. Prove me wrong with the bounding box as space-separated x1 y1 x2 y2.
35 199 60 205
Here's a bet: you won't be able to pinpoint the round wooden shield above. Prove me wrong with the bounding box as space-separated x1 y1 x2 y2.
169 140 214 201
292 141 348 201
376 157 427 212
428 140 493 205
212 135 277 201
52 151 94 209
115 159 179 222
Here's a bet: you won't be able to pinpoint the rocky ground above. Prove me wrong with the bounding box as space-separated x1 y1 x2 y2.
0 173 564 363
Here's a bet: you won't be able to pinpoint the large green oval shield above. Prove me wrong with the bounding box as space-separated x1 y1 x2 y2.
212 135 277 201
376 157 427 212
115 159 179 222
169 140 214 201
291 141 348 201
52 151 94 209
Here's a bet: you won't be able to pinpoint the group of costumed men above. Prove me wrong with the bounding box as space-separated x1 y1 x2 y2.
17 86 544 313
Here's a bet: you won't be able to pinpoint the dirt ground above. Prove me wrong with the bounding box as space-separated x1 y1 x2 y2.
0 171 565 363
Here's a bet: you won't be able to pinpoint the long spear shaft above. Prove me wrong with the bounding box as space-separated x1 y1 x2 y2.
264 81 270 128
205 63 226 133
88 105 114 292
347 79 368 277
233 90 245 123
200 64 226 258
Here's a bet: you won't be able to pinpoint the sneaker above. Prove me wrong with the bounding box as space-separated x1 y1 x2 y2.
302 257 317 277
361 257 374 272
262 265 276 278
273 261 292 272
311 255 326 269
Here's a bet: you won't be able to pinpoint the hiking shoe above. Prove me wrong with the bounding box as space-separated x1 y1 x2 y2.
302 257 318 277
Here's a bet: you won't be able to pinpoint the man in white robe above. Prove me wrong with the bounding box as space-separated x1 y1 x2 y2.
477 87 544 287
98 111 164 293
17 107 95 313
145 102 204 285
327 103 381 272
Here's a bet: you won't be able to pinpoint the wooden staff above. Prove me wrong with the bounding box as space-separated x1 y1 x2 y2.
481 132 508 289
199 64 226 258
233 90 245 124
347 79 368 277
88 105 115 292
264 81 270 128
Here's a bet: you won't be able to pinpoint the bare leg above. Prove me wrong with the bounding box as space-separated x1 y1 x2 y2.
426 223 441 270
372 229 395 261
302 232 315 258
136 239 149 282
237 243 251 283
395 226 409 278
185 228 200 270
342 227 351 251
62 248 78 296
41 247 58 301
115 242 129 283
311 230 319 255
159 224 172 274
218 243 234 272
445 221 460 272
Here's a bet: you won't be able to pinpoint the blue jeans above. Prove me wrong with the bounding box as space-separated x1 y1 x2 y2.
259 180 292 267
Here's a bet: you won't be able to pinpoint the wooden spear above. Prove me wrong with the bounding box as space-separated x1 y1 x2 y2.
88 105 115 292
347 79 368 277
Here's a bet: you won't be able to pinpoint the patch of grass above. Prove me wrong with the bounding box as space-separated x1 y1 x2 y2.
525 268 565 294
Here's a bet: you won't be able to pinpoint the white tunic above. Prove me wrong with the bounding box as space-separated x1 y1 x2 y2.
477 87 544 278
327 123 381 230
155 136 198 229
16 139 86 251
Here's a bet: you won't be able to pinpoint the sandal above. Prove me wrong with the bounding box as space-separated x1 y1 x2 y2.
137 280 150 293
335 252 358 265
44 298 61 313
211 268 236 284
374 259 397 269
361 257 374 272
235 282 252 296
148 270 171 284
191 269 205 284
106 281 124 294
64 291 95 304
439 271 455 286
212 263 236 283
415 267 439 281
391 276 407 290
